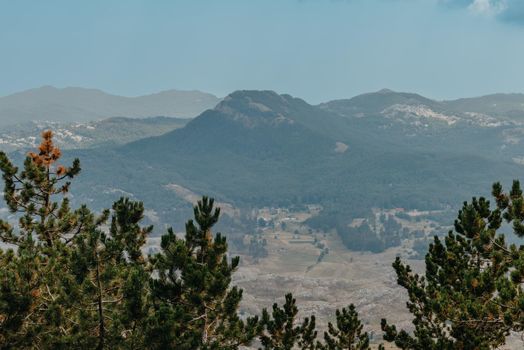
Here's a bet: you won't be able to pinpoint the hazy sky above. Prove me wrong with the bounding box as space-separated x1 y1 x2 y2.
1 0 524 103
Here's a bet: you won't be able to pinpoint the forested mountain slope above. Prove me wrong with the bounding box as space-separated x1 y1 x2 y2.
44 90 524 248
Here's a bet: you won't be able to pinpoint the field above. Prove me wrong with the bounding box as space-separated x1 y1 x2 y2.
233 223 423 345
232 209 521 349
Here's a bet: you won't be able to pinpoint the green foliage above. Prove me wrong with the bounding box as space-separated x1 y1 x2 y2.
146 196 260 349
12 130 524 349
0 132 263 349
336 214 404 253
248 234 268 262
0 131 153 349
0 131 257 349
320 305 370 350
0 131 377 350
0 132 374 350
65 90 524 253
259 293 318 350
259 294 374 350
381 181 524 349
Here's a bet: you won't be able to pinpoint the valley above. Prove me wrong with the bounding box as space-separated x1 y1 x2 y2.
232 208 423 340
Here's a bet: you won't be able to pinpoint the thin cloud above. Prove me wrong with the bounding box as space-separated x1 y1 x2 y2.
468 0 507 16
498 1 524 24
441 0 524 24
302 0 524 24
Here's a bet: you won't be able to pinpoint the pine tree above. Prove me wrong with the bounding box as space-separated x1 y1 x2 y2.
0 130 82 247
259 293 317 350
258 295 375 350
68 198 152 349
0 130 380 349
0 131 152 349
319 305 370 350
0 130 98 348
146 196 260 349
381 181 524 349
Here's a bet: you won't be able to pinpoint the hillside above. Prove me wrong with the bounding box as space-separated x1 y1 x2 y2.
0 86 220 127
46 89 524 254
443 93 524 119
319 88 443 117
0 116 189 152
321 88 524 126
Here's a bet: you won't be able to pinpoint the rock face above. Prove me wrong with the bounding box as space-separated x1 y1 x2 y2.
321 88 524 127
0 86 220 127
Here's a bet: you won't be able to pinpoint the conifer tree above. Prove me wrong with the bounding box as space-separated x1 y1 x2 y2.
0 130 98 348
319 305 370 350
0 131 152 349
259 295 374 350
259 294 372 350
146 196 260 349
0 130 82 247
0 130 382 349
381 181 524 349
259 293 318 350
68 198 152 349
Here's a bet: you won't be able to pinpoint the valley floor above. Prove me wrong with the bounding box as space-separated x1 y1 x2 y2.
234 228 420 345
233 224 521 349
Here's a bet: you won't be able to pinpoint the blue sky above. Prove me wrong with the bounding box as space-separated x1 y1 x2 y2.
1 0 524 103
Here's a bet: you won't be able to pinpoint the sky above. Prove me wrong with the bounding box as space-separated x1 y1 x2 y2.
1 0 524 103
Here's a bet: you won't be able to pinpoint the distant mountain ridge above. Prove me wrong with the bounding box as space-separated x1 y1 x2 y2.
59 89 524 240
0 86 221 127
321 88 524 124
443 93 524 118
5 87 524 252
320 89 443 117
0 116 189 152
4 85 524 128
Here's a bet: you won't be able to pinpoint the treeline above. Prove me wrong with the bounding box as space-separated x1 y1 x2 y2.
0 131 522 349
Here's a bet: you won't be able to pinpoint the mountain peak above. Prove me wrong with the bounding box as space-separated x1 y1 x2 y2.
321 89 441 117
208 90 294 128
217 90 293 114
223 90 285 102
38 85 58 91
184 90 330 132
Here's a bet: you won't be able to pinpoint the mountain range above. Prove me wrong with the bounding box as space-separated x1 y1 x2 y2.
0 117 189 152
0 86 220 127
3 87 524 251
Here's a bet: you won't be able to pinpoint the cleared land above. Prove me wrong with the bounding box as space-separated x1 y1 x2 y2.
234 227 421 345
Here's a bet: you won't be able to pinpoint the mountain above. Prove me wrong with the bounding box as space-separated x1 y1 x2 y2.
321 89 524 126
65 91 350 217
320 88 442 117
0 86 220 127
0 116 189 152
50 90 523 248
443 93 524 120
5 88 524 252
